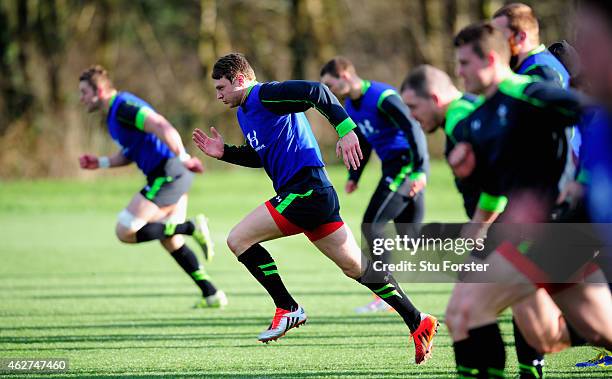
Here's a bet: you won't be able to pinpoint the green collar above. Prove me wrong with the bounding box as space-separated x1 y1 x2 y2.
108 92 117 110
242 82 258 106
525 44 546 59
361 80 371 96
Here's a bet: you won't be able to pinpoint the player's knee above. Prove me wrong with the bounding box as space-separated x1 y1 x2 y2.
161 235 184 252
226 227 247 256
115 224 135 243
445 297 472 334
116 209 146 243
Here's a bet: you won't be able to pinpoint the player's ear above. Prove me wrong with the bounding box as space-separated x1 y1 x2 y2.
487 51 496 67
516 31 527 45
235 74 245 88
431 93 441 106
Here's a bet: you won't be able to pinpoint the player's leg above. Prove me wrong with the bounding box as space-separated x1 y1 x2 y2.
511 290 569 379
446 251 540 379
227 202 306 341
551 273 612 350
159 194 226 308
310 224 438 364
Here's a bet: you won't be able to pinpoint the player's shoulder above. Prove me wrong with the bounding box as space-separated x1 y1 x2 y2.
368 81 400 109
115 91 152 110
498 74 544 100
445 94 481 136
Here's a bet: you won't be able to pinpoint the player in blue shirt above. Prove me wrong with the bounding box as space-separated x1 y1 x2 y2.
193 53 439 364
77 65 226 309
492 3 569 88
319 57 429 314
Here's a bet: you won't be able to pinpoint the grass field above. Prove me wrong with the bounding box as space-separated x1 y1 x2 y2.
0 161 607 378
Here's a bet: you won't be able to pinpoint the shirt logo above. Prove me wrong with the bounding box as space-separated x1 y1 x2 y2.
471 119 481 131
247 131 259 148
497 105 508 126
358 119 376 137
247 130 266 152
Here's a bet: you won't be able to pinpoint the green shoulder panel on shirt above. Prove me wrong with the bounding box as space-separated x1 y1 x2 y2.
376 89 398 110
361 80 372 96
497 74 548 108
135 107 154 131
444 96 478 140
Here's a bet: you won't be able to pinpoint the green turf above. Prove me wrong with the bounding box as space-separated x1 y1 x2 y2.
0 161 606 378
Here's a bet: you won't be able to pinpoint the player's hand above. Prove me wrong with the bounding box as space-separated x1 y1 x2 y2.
183 156 204 174
79 154 99 170
336 131 363 171
408 176 427 197
448 142 476 179
556 180 584 208
345 180 358 194
193 127 224 159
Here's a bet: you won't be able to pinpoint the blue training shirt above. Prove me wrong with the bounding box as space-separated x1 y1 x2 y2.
106 92 174 175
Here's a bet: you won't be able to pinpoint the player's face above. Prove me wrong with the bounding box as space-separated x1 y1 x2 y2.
79 81 101 113
575 6 612 103
401 88 438 133
456 45 491 94
320 73 350 99
214 77 243 108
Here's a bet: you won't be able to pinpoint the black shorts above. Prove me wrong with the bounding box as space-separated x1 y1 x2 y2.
471 221 602 293
140 157 193 207
265 186 343 242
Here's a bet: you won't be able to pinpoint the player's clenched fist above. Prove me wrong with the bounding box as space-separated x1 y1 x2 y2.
79 154 100 170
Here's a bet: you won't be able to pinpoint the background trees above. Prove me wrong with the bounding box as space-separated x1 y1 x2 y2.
0 0 572 177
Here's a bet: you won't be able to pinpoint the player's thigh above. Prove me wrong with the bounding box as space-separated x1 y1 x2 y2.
512 289 569 353
311 224 363 279
227 204 285 256
362 181 405 224
552 276 612 348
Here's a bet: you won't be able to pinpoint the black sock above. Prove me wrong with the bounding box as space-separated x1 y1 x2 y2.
171 244 217 297
454 323 506 379
237 244 298 310
357 260 421 332
136 221 195 242
513 319 544 378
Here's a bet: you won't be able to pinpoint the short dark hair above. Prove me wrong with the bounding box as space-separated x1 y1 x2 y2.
79 65 113 91
401 64 455 98
454 22 511 62
319 56 356 78
401 66 430 97
493 2 539 40
212 53 256 82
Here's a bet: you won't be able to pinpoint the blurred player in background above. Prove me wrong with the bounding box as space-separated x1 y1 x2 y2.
78 65 226 309
320 57 429 314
